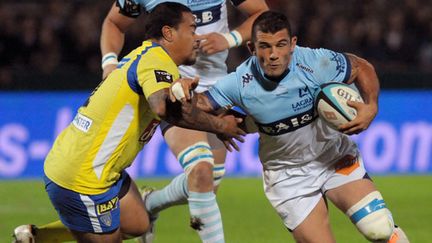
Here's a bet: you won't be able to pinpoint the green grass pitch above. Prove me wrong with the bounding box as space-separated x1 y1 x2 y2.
1 176 431 242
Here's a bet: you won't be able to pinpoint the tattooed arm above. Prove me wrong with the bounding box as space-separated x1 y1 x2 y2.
148 88 245 149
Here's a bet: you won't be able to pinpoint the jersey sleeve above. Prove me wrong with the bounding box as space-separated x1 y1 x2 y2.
305 48 351 85
136 63 173 99
206 72 241 110
116 0 142 18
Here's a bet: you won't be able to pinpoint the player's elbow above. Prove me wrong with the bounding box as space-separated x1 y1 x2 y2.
149 101 168 120
154 105 168 120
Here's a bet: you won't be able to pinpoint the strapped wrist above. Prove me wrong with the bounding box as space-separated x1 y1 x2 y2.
221 30 243 48
101 52 119 69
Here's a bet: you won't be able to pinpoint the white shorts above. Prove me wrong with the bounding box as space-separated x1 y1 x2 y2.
263 153 367 230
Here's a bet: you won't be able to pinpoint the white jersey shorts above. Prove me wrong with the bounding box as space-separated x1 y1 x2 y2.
263 152 367 230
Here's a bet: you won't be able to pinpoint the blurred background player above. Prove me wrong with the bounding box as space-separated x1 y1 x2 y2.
171 10 410 243
100 0 268 242
13 3 245 242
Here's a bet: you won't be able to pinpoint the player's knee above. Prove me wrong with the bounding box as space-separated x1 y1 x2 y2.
189 162 213 184
178 142 214 184
122 214 150 237
347 191 394 242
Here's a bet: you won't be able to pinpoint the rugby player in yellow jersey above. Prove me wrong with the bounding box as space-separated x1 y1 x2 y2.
13 2 245 243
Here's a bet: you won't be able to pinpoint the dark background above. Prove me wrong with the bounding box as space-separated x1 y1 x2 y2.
1 0 431 90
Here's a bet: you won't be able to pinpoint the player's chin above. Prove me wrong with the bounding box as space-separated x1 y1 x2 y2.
184 56 197 66
265 69 284 80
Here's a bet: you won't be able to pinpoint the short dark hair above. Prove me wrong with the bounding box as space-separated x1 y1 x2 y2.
251 11 292 42
143 2 192 40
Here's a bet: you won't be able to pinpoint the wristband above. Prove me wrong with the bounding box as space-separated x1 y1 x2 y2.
221 30 243 48
101 52 119 69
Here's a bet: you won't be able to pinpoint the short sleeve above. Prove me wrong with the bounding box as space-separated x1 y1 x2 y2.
116 0 142 18
206 72 241 110
303 48 351 85
137 67 173 98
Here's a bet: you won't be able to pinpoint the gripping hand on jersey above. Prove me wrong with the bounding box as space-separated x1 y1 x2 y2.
169 77 199 102
197 33 230 55
217 113 246 152
338 100 377 135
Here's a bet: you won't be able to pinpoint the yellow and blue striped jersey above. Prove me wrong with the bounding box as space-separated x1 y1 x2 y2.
44 41 179 194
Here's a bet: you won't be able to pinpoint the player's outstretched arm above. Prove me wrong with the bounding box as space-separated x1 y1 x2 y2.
339 53 380 135
100 2 137 79
198 0 268 55
148 89 246 151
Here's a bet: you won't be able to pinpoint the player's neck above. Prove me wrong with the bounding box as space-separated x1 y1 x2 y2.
152 38 183 66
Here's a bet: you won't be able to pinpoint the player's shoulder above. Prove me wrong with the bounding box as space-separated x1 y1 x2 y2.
229 56 255 82
235 56 255 74
139 42 174 65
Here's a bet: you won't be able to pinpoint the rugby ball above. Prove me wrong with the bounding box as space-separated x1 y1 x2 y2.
315 82 364 130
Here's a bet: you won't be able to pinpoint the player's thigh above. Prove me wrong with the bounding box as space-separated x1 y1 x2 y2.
164 125 209 156
207 132 227 165
44 174 128 242
326 178 377 213
292 197 335 243
119 180 150 236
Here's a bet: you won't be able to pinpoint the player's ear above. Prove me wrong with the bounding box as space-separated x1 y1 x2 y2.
290 36 297 53
162 25 174 42
247 41 255 55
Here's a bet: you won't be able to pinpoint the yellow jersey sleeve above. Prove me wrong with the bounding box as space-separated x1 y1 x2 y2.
136 47 179 99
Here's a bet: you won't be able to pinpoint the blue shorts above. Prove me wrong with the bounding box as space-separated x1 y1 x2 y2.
44 171 131 233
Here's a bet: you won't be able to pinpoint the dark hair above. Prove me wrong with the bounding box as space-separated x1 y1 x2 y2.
143 2 192 40
251 11 292 42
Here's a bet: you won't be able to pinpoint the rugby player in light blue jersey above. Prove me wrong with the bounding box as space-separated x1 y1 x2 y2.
171 10 410 243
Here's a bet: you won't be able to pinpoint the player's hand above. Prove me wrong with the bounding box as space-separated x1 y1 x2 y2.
338 101 377 135
169 77 199 102
197 33 229 55
102 64 117 80
217 114 246 152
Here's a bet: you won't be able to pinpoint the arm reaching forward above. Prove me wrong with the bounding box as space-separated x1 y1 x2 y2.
148 88 246 151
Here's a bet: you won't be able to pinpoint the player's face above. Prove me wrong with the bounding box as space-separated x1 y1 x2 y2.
175 12 199 65
252 29 297 79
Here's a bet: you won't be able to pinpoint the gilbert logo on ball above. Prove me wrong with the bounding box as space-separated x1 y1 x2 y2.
315 82 364 130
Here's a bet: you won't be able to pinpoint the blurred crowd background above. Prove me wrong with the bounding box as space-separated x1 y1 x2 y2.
1 0 431 90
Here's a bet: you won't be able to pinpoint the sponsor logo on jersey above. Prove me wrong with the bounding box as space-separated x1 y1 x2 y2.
192 4 221 26
298 86 310 98
257 108 316 135
296 63 314 73
335 154 359 175
99 213 112 227
139 119 160 144
154 70 173 83
242 73 253 87
96 197 119 215
72 113 93 133
291 86 313 111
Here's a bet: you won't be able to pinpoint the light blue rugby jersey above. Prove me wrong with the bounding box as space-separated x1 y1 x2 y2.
208 45 351 133
117 0 226 25
207 46 358 168
116 0 245 91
